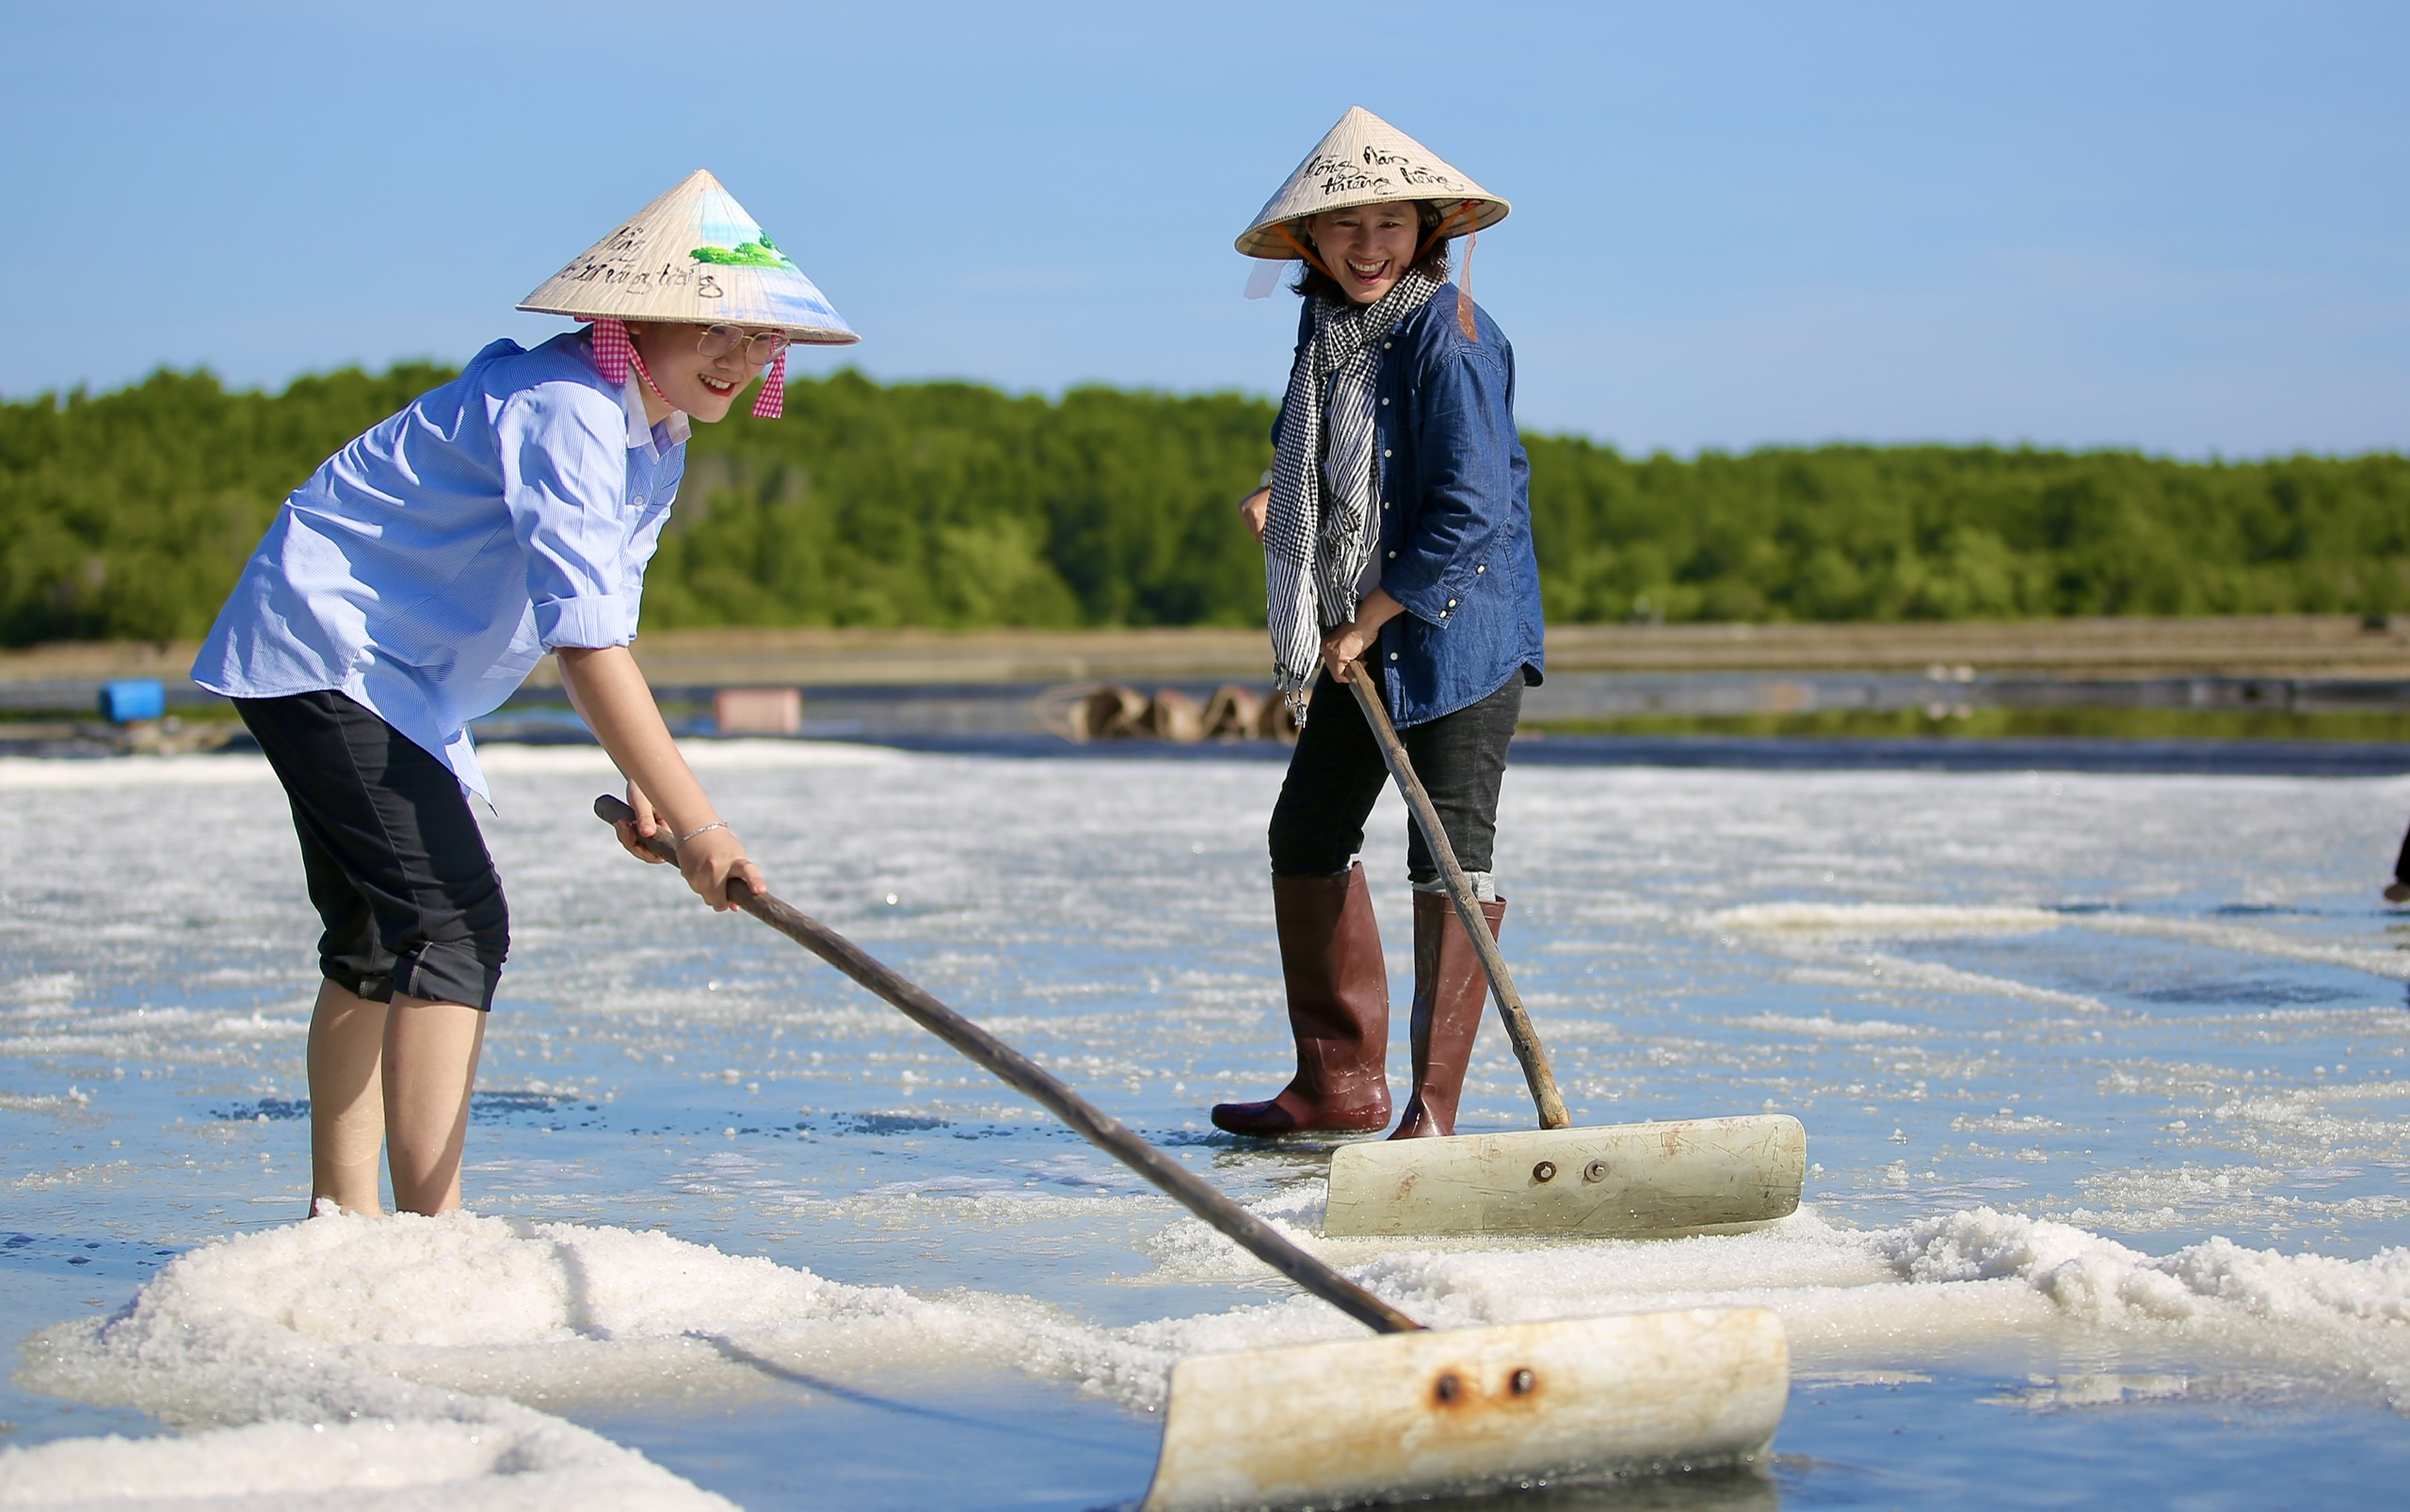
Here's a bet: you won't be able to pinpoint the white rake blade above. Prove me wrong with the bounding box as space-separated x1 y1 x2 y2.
1325 1116 1807 1239
1138 1308 1789 1511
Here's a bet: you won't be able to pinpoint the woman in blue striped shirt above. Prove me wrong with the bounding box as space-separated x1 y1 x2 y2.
194 171 854 1216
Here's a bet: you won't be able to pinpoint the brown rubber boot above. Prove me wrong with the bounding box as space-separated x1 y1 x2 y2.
1389 891 1507 1139
1211 864 1391 1136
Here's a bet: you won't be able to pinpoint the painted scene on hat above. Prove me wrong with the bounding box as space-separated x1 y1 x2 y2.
521 169 858 343
685 185 847 330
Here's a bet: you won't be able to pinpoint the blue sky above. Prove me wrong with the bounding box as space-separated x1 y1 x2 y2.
3 1 2402 457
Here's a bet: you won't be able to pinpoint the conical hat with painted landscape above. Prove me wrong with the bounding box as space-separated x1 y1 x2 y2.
520 169 859 344
1236 106 1509 258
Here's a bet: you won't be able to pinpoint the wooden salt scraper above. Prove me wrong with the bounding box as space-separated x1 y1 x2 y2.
597 796 1787 1510
1326 665 1808 1240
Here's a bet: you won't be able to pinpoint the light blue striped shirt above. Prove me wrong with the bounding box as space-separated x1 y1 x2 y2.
194 331 686 797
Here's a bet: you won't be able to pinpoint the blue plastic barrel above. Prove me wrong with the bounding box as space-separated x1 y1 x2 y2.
96 679 167 723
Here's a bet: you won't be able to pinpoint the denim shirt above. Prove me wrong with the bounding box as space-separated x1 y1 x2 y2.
193 332 683 797
1276 285 1547 727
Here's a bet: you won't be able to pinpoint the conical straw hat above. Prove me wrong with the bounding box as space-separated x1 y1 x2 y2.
520 169 859 345
1236 107 1508 259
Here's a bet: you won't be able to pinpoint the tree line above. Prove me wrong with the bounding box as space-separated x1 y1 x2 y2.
2 362 2404 647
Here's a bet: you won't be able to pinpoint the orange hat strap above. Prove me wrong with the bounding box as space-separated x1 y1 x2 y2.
1412 201 1483 342
1271 219 1340 283
1455 227 1479 342
1412 200 1480 262
1275 201 1483 340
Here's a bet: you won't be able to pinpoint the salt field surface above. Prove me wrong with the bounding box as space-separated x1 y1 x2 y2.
4 743 2410 1508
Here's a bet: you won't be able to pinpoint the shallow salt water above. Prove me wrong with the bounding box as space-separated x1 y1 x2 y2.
3 743 2410 1508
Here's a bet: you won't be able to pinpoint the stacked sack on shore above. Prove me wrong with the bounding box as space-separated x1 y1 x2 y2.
1057 684 1300 743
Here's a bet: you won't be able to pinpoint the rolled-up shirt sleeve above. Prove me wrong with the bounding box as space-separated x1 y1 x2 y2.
494 382 638 650
1383 345 1514 627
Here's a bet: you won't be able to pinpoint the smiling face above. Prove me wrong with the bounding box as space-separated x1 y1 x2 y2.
625 322 781 423
1304 201 1423 304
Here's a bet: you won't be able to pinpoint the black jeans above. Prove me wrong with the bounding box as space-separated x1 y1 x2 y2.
236 691 509 1010
1268 663 1524 884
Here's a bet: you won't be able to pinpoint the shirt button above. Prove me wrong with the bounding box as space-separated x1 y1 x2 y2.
1476 564 1486 573
1447 599 1457 607
1383 342 1391 349
1380 397 1390 406
1389 651 1399 661
1387 550 1397 559
1382 449 1391 458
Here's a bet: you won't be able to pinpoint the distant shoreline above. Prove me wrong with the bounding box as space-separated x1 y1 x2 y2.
11 615 2410 698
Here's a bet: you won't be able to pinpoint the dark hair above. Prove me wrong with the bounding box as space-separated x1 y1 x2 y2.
1289 200 1454 303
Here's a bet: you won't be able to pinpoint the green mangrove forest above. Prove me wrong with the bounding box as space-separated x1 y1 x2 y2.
2 362 2405 647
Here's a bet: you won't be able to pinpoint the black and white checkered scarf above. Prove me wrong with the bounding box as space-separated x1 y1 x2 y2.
1264 270 1440 703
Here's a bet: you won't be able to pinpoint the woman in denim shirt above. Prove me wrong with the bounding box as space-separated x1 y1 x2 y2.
1213 109 1546 1140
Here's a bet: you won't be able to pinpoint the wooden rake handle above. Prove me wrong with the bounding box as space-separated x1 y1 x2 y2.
593 795 1422 1336
1342 665 1572 1130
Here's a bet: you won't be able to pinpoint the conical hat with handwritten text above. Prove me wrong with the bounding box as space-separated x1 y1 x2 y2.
1236 107 1508 258
520 169 858 344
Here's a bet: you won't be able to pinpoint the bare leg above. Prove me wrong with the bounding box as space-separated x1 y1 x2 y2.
306 980 389 1216
382 995 486 1214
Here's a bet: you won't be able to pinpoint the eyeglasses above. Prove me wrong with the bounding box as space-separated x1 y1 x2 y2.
696 325 793 366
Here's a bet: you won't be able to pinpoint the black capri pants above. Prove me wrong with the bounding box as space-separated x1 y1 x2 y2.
235 690 509 1010
1268 662 1524 884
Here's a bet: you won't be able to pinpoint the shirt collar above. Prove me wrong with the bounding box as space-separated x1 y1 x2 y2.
619 371 691 453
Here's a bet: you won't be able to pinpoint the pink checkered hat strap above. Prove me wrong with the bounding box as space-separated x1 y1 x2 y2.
625 345 674 409
586 317 634 386
586 316 788 420
752 347 787 420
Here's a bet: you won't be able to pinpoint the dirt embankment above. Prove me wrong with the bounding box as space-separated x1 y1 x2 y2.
9 616 2410 693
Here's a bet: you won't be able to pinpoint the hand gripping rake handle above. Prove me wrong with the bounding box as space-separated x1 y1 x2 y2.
593 795 1422 1336
1342 665 1572 1130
